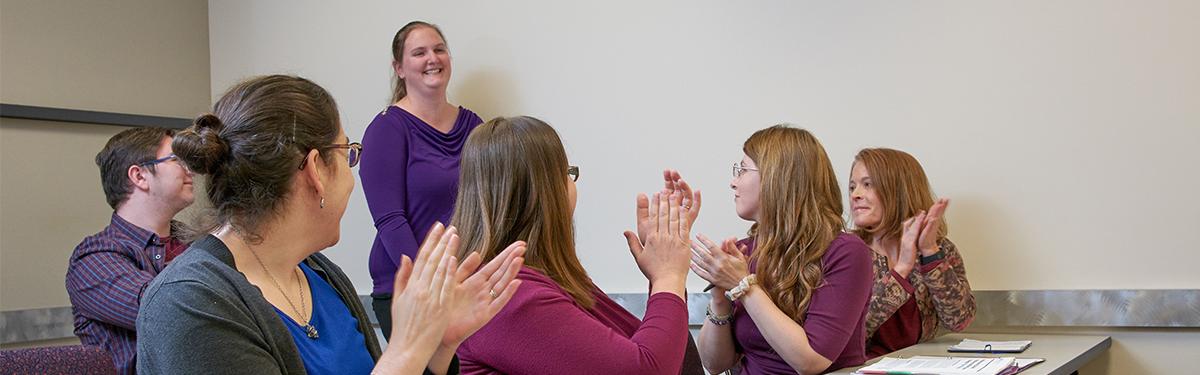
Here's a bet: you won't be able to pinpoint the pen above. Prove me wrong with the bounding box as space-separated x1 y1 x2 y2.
703 283 715 292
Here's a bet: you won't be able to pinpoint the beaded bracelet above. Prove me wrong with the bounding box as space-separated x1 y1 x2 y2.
706 305 735 325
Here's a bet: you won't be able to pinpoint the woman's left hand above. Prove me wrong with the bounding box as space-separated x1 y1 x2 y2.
917 198 950 256
690 234 749 291
439 241 526 347
637 169 701 243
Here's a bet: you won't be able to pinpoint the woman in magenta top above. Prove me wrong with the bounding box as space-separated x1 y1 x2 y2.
361 21 484 337
848 148 975 358
450 116 703 374
691 125 874 374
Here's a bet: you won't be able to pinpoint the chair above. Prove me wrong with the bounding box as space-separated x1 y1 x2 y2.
0 344 116 375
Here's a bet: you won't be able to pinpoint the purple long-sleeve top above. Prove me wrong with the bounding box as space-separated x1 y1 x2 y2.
360 105 483 293
458 267 691 375
732 233 873 374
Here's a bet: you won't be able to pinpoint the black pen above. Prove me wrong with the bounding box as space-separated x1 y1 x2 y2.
703 283 715 292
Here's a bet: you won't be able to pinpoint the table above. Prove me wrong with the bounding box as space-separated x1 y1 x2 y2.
828 333 1111 375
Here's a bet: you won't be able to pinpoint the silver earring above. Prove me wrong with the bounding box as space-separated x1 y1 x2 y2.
320 197 325 209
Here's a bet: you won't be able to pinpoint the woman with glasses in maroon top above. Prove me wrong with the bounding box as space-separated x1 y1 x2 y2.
692 125 873 375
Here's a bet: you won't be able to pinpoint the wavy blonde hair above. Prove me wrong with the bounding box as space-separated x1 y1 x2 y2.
451 116 595 308
850 148 947 243
744 125 845 323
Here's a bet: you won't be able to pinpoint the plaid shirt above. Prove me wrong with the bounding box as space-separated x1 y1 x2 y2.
65 213 186 375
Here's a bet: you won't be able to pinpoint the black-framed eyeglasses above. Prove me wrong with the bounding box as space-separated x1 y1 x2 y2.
732 162 759 178
299 142 363 170
567 165 579 182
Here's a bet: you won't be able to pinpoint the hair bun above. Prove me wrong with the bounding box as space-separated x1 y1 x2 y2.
174 113 230 174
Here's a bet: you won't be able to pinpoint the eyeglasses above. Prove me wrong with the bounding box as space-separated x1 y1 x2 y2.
140 153 179 167
299 142 363 170
732 162 759 178
568 165 579 182
140 153 190 173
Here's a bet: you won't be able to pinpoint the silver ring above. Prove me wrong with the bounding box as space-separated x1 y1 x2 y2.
489 289 497 299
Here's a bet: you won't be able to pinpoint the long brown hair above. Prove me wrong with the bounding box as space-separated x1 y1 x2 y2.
390 21 447 103
451 116 594 308
744 125 844 323
850 148 947 242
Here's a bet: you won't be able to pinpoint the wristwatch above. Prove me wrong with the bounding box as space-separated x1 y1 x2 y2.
919 249 945 265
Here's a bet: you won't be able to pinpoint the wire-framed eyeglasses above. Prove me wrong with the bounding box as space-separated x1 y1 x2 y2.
299 142 363 170
732 163 759 178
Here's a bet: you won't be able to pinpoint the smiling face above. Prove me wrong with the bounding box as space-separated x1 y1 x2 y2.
848 161 882 230
393 26 451 94
731 154 762 221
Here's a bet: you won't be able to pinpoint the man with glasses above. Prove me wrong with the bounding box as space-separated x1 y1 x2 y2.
65 127 195 375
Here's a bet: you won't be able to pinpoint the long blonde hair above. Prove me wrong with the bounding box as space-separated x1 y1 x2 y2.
850 148 947 242
744 125 845 323
451 116 595 308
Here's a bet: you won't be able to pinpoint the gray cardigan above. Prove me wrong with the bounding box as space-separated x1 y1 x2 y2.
135 235 382 374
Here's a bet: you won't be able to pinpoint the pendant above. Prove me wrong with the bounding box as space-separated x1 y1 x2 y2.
304 324 319 339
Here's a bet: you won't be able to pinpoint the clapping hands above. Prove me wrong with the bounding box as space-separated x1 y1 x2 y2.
893 198 950 277
623 170 698 298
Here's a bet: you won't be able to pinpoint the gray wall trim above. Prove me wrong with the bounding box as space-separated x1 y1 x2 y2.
0 103 192 129
0 307 75 345
609 289 1200 328
969 289 1200 327
6 289 1197 345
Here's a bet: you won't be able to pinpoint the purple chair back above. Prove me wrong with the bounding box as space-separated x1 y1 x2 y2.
0 344 116 375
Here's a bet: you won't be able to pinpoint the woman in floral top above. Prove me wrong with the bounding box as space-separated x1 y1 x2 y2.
847 148 976 358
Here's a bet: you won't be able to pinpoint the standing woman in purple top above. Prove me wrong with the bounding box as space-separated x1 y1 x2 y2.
691 125 874 375
361 20 485 337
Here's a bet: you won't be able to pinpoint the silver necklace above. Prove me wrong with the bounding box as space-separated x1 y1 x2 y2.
248 249 318 339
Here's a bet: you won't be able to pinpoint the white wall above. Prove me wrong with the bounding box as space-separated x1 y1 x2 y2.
208 0 1200 295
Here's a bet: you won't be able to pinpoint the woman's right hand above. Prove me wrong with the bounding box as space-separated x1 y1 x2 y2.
624 191 692 298
378 223 461 373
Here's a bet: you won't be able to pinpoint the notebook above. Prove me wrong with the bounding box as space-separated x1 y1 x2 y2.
947 339 1032 353
910 356 1046 375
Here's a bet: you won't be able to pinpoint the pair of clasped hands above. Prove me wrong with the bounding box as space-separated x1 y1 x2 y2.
888 198 951 278
623 170 750 300
382 222 526 371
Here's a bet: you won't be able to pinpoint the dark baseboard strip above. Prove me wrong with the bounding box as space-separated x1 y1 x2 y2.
1 103 191 129
5 289 1198 345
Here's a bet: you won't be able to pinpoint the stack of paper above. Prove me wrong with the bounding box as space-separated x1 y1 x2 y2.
856 356 1017 375
948 339 1032 353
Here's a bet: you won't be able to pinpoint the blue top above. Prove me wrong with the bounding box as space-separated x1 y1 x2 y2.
276 263 375 375
361 105 483 293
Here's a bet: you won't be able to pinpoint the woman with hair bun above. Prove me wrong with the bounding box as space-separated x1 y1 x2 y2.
136 74 525 375
361 20 485 337
848 148 975 358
